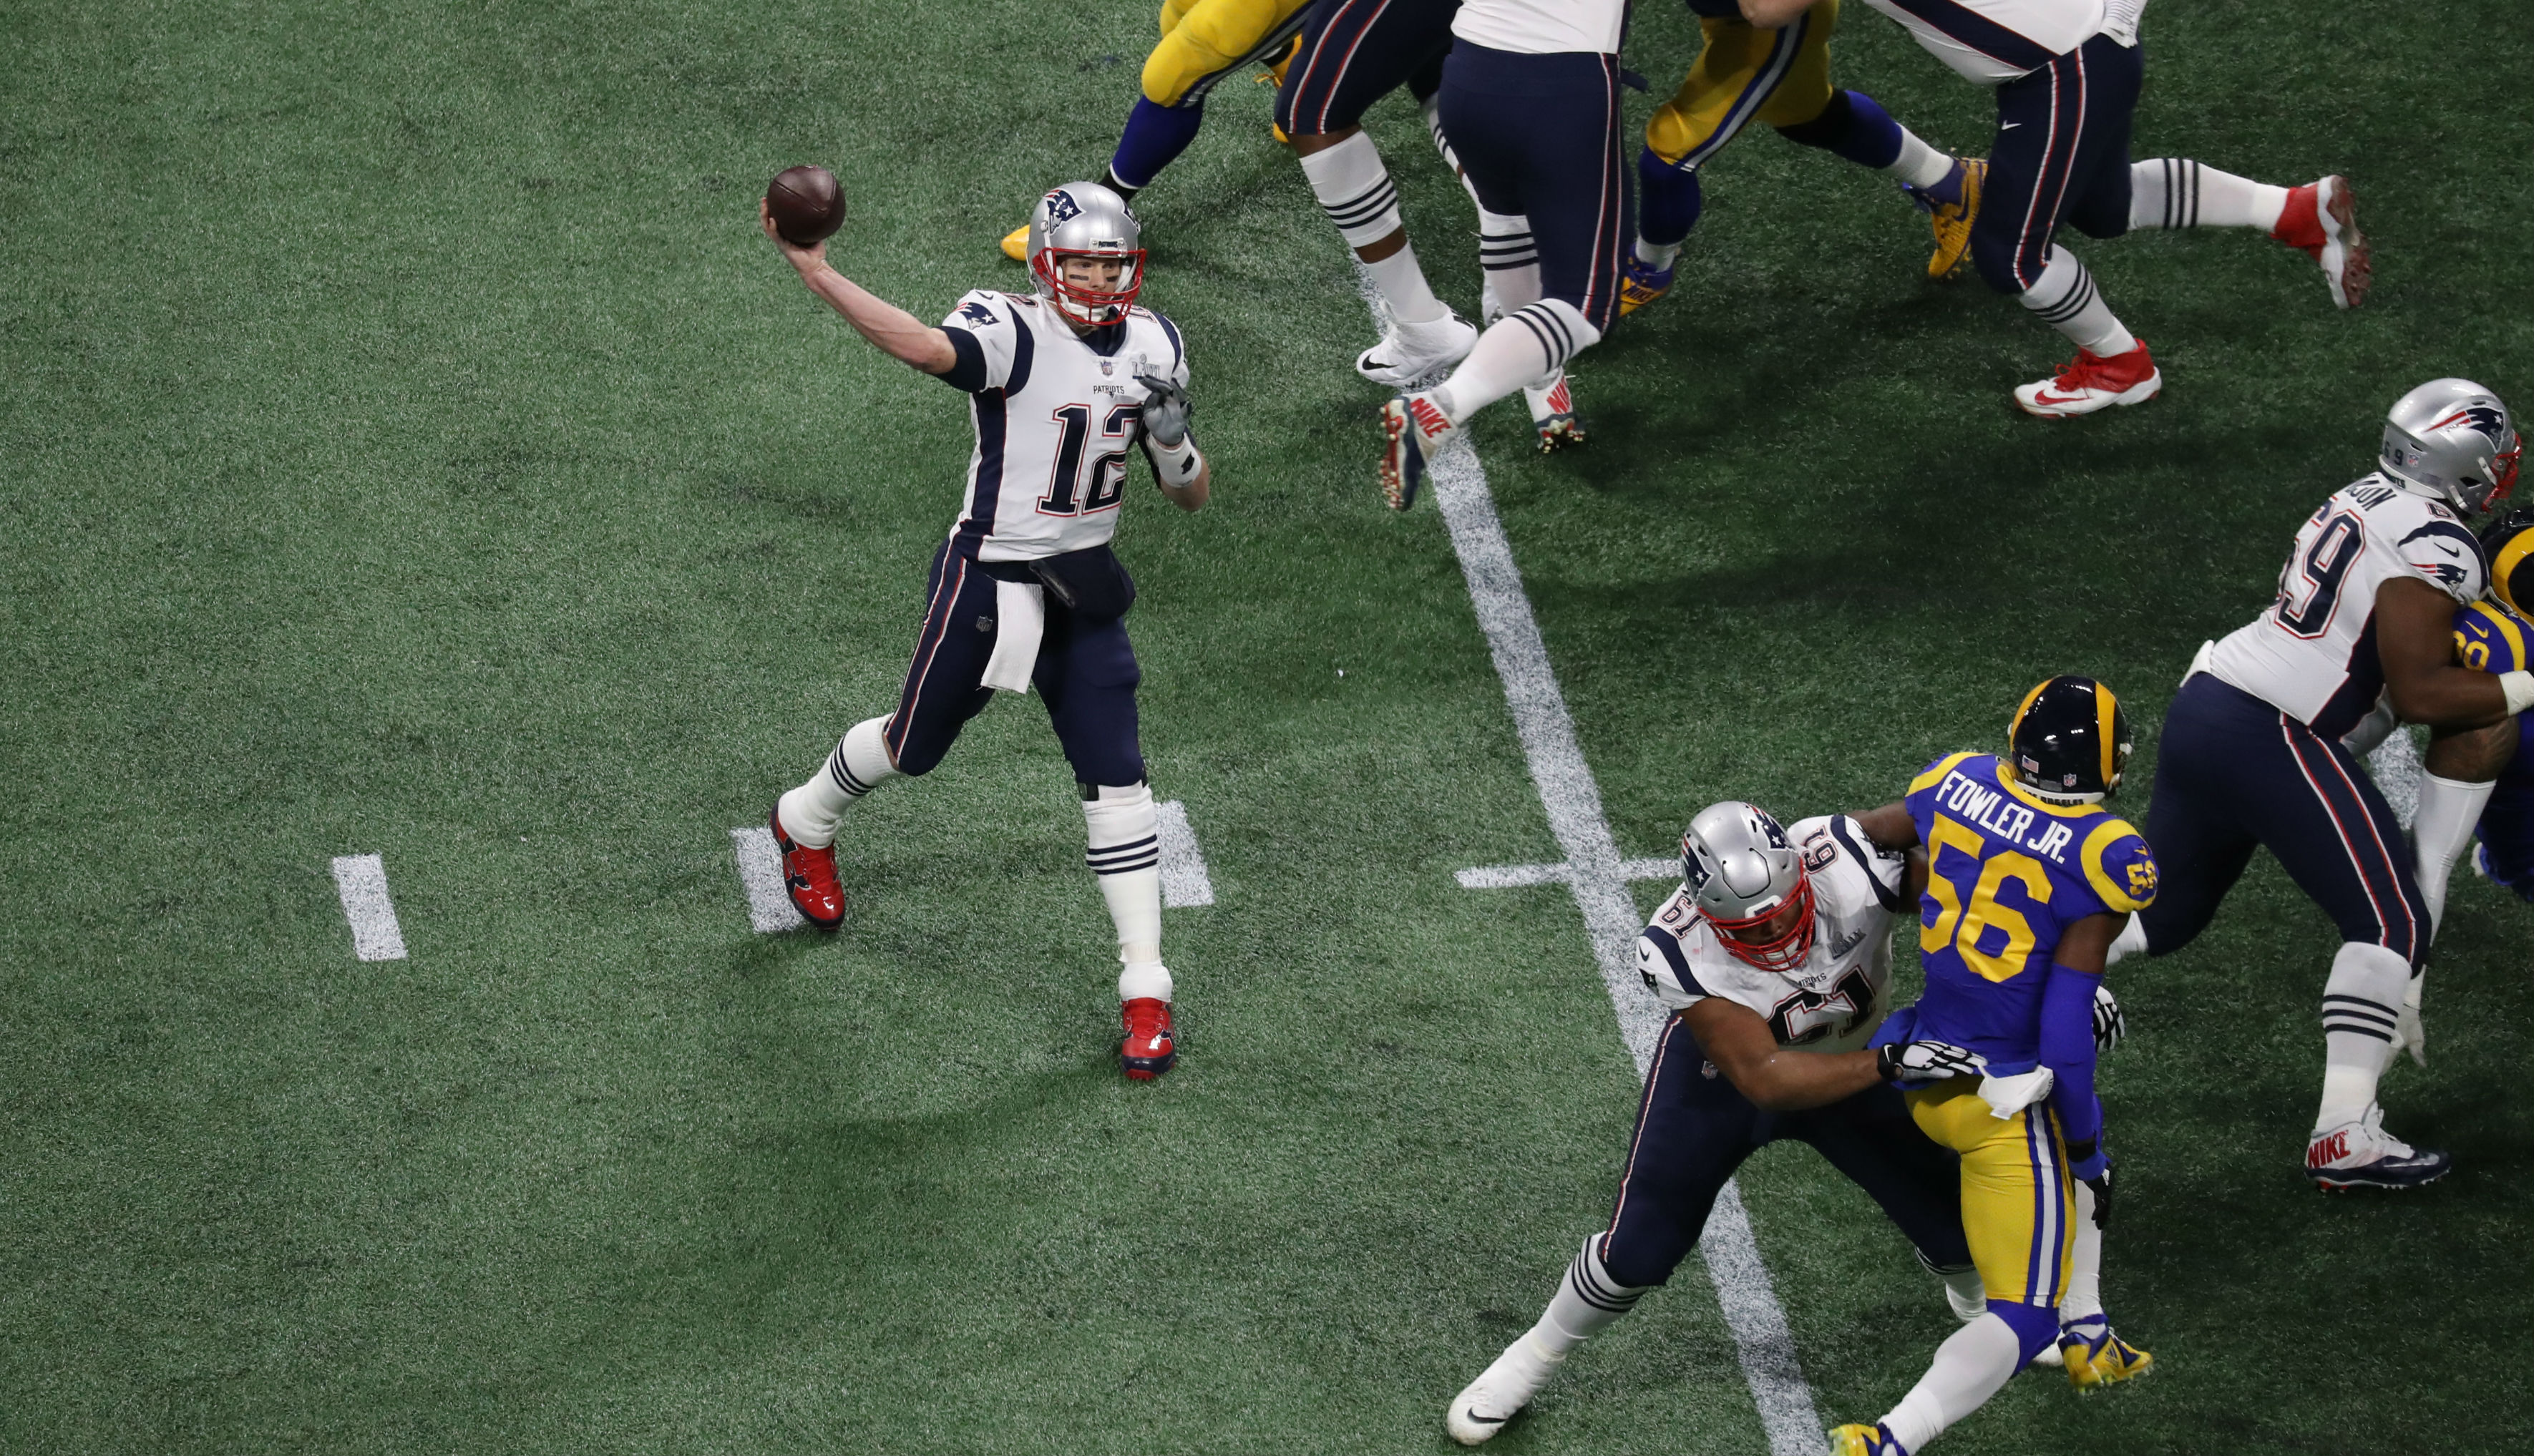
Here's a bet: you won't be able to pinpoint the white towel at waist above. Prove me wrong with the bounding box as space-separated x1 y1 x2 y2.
980 579 1046 694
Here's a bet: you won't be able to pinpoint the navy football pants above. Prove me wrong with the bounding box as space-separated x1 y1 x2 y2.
1275 0 1458 136
1436 41 1633 333
882 539 1146 786
2139 673 2430 966
1597 1013 1970 1289
1972 33 2144 294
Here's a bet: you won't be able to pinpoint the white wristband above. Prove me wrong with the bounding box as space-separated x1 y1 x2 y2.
2503 669 2534 717
1150 436 1201 488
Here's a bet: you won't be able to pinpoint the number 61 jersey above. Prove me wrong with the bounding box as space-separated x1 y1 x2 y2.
935 290 1189 563
1635 816 1912 1053
2206 472 2489 739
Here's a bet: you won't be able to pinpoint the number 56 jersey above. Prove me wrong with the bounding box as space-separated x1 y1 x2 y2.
1635 815 1914 1053
1903 752 2155 1070
2206 473 2488 739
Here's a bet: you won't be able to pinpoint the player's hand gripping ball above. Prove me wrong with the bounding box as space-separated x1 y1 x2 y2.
764 165 844 248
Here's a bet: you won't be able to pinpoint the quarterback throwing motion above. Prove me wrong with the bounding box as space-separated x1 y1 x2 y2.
760 182 1212 1081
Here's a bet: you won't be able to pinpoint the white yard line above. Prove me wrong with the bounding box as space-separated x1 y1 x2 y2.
1367 270 1822 1455
328 854 408 962
1156 800 1216 908
730 826 807 933
1457 857 1680 889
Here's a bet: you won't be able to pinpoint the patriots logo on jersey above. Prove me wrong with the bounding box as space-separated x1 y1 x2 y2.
957 300 998 326
1042 187 1083 224
2401 521 2487 589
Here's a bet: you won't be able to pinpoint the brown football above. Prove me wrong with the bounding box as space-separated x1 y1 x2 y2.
765 165 844 246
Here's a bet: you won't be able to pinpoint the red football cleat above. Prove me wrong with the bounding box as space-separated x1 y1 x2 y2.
1121 997 1176 1080
768 802 846 929
2271 175 2369 309
2014 339 2162 418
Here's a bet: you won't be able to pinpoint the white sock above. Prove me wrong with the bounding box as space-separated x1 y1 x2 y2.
1890 127 1953 188
2412 772 2496 938
1083 782 1166 995
1363 242 1447 326
777 716 897 849
2316 940 2408 1132
2104 914 2149 965
1936 1265 1987 1324
1530 1237 1650 1356
1478 208 1539 325
2018 245 2137 356
2128 158 2289 231
1433 301 1598 427
1879 1314 2022 1454
1634 235 1681 270
2061 1180 2104 1324
1300 134 1446 324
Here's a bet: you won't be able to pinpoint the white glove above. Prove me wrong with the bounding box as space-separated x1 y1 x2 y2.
2392 972 2427 1068
1878 1040 1988 1082
2092 980 2125 1055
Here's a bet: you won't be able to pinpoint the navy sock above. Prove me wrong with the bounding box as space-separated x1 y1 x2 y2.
1107 97 1207 192
1636 148 1703 248
1773 90 1903 170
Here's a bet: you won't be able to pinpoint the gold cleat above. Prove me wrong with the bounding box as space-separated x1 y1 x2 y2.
2060 1319 2154 1391
1925 157 1984 280
1827 1422 1896 1456
999 222 1030 263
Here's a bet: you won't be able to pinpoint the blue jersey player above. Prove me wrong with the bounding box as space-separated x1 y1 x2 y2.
1833 676 2156 1456
2454 510 2534 902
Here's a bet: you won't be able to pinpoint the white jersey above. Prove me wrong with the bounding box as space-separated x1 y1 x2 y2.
1634 815 1911 1054
1452 0 1627 55
1858 0 2107 84
935 290 1189 563
2208 474 2489 739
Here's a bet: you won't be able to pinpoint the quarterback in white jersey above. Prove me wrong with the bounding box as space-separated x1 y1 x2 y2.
2118 379 2524 1188
757 181 1213 1083
1444 802 1997 1447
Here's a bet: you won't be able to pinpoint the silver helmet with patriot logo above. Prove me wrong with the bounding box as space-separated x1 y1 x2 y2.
1025 181 1145 327
1679 801 1817 974
2380 378 2521 516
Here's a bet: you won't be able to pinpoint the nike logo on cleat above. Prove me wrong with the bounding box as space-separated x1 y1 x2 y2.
1459 1408 1509 1427
2307 1130 2352 1166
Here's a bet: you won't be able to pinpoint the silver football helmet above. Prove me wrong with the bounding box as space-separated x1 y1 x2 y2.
1679 801 1817 973
1025 181 1145 327
2379 378 2520 516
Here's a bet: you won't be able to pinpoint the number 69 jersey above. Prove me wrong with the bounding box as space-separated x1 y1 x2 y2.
935 290 1189 563
2206 472 2488 740
1635 816 1912 1053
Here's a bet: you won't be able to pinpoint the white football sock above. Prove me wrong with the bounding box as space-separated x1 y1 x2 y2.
1880 1314 2022 1455
778 716 897 849
1530 1236 1650 1356
2019 246 2137 356
1299 134 1446 324
1634 235 1682 270
1889 127 1953 188
1478 208 1540 324
2316 940 2408 1132
1922 1259 1986 1323
2128 158 2289 231
1083 782 1166 995
2412 772 2496 938
1433 302 1598 428
2061 1180 2104 1324
2103 914 2149 965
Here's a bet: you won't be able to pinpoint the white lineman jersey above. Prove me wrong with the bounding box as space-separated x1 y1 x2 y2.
1451 0 1626 56
1858 0 2107 84
1635 815 1911 1054
2208 474 2489 739
936 290 1189 563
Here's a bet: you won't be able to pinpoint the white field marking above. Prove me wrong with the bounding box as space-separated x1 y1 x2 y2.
1360 270 1823 1454
1457 857 1678 889
730 826 807 933
2369 725 2425 829
328 854 408 961
1156 800 1215 908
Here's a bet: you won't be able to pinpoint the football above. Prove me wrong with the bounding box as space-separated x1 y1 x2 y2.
765 165 844 247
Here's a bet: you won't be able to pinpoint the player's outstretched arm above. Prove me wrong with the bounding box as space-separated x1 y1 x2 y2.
760 202 957 375
2380 576 2526 728
1685 998 1883 1111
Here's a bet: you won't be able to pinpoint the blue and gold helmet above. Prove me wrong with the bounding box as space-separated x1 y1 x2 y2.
2007 675 2131 805
2481 506 2534 615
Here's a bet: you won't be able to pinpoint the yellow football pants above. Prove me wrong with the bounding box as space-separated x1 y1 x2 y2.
1145 0 1313 107
1644 0 1843 170
1906 1082 2075 1308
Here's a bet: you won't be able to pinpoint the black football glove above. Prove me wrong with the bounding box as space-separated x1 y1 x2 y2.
1877 1040 1987 1083
1134 372 1192 449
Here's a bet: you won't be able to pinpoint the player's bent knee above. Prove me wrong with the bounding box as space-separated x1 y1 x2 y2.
1987 1299 2060 1364
1768 89 1849 149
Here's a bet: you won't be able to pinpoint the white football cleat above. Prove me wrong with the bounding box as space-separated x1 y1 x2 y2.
1358 311 1477 387
1380 391 1459 511
2305 1103 2451 1191
2014 339 2161 417
1446 1334 1563 1446
1523 372 1584 451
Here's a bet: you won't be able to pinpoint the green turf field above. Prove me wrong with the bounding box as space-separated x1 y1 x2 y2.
6 0 2531 1450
